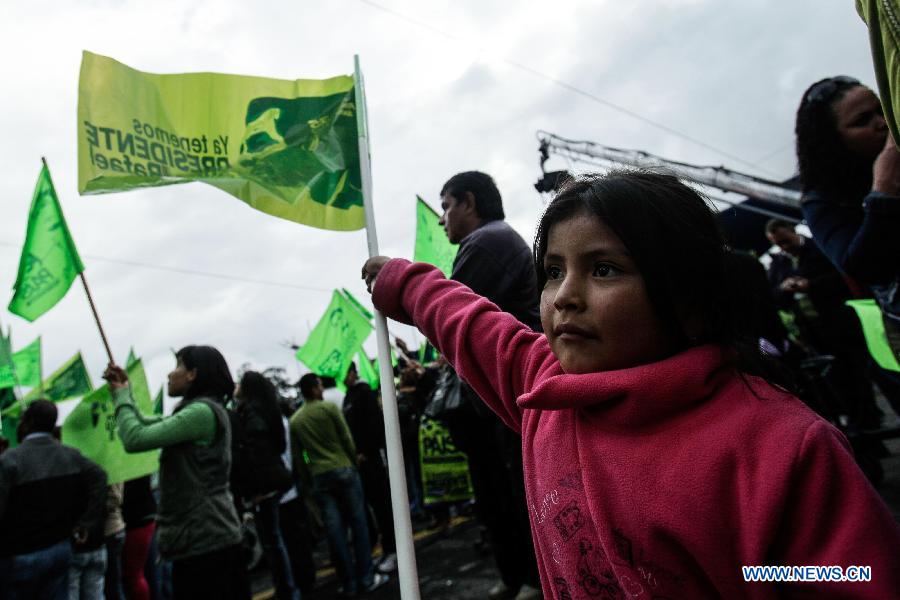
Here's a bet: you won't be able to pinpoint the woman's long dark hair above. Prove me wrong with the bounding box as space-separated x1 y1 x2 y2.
533 170 792 388
175 345 234 404
795 77 872 201
238 371 286 454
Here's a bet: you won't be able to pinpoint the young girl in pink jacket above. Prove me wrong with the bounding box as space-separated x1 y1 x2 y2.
363 171 900 599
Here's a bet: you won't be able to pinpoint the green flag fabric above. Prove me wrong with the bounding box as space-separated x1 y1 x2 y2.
846 299 900 372
78 51 364 231
62 359 159 483
356 348 380 389
126 347 138 368
23 352 93 403
8 165 85 321
414 196 457 277
0 333 14 390
153 386 164 416
11 337 42 388
1 410 18 448
296 290 373 382
341 288 374 320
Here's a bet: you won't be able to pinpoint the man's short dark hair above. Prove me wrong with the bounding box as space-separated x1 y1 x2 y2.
298 373 321 399
440 171 505 221
22 399 57 433
764 218 794 235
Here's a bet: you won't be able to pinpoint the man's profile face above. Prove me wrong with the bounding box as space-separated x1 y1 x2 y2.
439 193 476 244
766 227 803 256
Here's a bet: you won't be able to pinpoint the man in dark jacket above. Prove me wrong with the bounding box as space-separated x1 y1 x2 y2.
0 400 107 598
438 171 541 600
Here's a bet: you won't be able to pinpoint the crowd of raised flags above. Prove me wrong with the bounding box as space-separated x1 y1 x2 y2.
0 50 478 598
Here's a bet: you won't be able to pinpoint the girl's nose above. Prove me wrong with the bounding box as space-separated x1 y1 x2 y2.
553 276 584 312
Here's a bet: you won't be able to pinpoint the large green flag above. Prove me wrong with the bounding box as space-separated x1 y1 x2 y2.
12 337 42 388
78 51 364 231
0 333 14 389
414 196 457 277
296 290 373 381
22 352 93 404
8 165 85 321
62 359 160 483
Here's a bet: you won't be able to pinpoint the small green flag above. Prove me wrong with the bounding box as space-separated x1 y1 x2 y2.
341 288 373 320
414 196 457 277
0 333 14 390
22 352 93 404
846 299 900 372
62 359 159 483
12 337 42 388
153 386 164 415
296 290 373 383
126 347 137 368
356 348 380 389
8 164 85 321
78 51 365 231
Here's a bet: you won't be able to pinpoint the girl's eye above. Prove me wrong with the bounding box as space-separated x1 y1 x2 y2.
593 263 619 277
545 265 563 280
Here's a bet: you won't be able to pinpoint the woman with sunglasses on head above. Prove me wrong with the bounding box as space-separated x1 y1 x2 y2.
796 76 900 362
103 346 250 600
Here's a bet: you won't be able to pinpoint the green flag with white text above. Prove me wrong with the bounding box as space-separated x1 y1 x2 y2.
341 288 373 320
62 359 159 483
8 165 85 321
12 337 41 388
23 352 93 403
414 196 457 277
296 290 373 381
78 51 364 231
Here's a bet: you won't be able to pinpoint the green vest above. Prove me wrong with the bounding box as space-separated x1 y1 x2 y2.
157 397 242 560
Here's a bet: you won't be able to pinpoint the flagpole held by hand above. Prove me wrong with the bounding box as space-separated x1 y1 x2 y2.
355 56 421 600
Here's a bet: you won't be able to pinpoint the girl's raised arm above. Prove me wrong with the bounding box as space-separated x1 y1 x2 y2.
365 257 557 432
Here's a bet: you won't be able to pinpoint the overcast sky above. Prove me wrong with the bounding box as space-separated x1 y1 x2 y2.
0 0 878 408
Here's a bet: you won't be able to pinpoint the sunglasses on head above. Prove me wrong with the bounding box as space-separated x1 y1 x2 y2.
805 76 861 105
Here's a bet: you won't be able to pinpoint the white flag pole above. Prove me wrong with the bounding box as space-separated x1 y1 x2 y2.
354 55 421 600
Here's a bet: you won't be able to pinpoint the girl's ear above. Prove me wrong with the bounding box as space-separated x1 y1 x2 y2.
186 368 199 384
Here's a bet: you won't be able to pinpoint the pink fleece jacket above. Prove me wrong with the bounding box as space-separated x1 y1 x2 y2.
373 259 900 599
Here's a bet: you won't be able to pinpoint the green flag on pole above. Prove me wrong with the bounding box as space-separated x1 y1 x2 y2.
8 164 85 322
12 337 42 388
77 51 364 231
22 352 93 403
414 196 457 277
296 290 373 382
62 359 160 483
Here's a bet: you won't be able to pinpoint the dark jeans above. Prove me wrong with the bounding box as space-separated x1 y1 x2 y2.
104 531 125 600
254 497 300 600
358 456 396 554
0 538 72 600
447 411 540 591
278 497 317 594
312 467 374 595
171 544 250 600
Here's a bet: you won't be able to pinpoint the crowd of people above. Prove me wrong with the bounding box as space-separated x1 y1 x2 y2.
4 11 900 599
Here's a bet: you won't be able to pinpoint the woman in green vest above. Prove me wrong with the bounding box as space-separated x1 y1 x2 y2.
104 345 249 600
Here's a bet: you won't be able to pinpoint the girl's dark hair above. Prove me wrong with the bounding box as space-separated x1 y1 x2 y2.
533 170 791 387
239 371 286 454
175 345 234 403
795 77 872 200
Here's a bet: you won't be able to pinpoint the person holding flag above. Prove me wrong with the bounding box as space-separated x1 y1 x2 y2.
102 346 249 600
